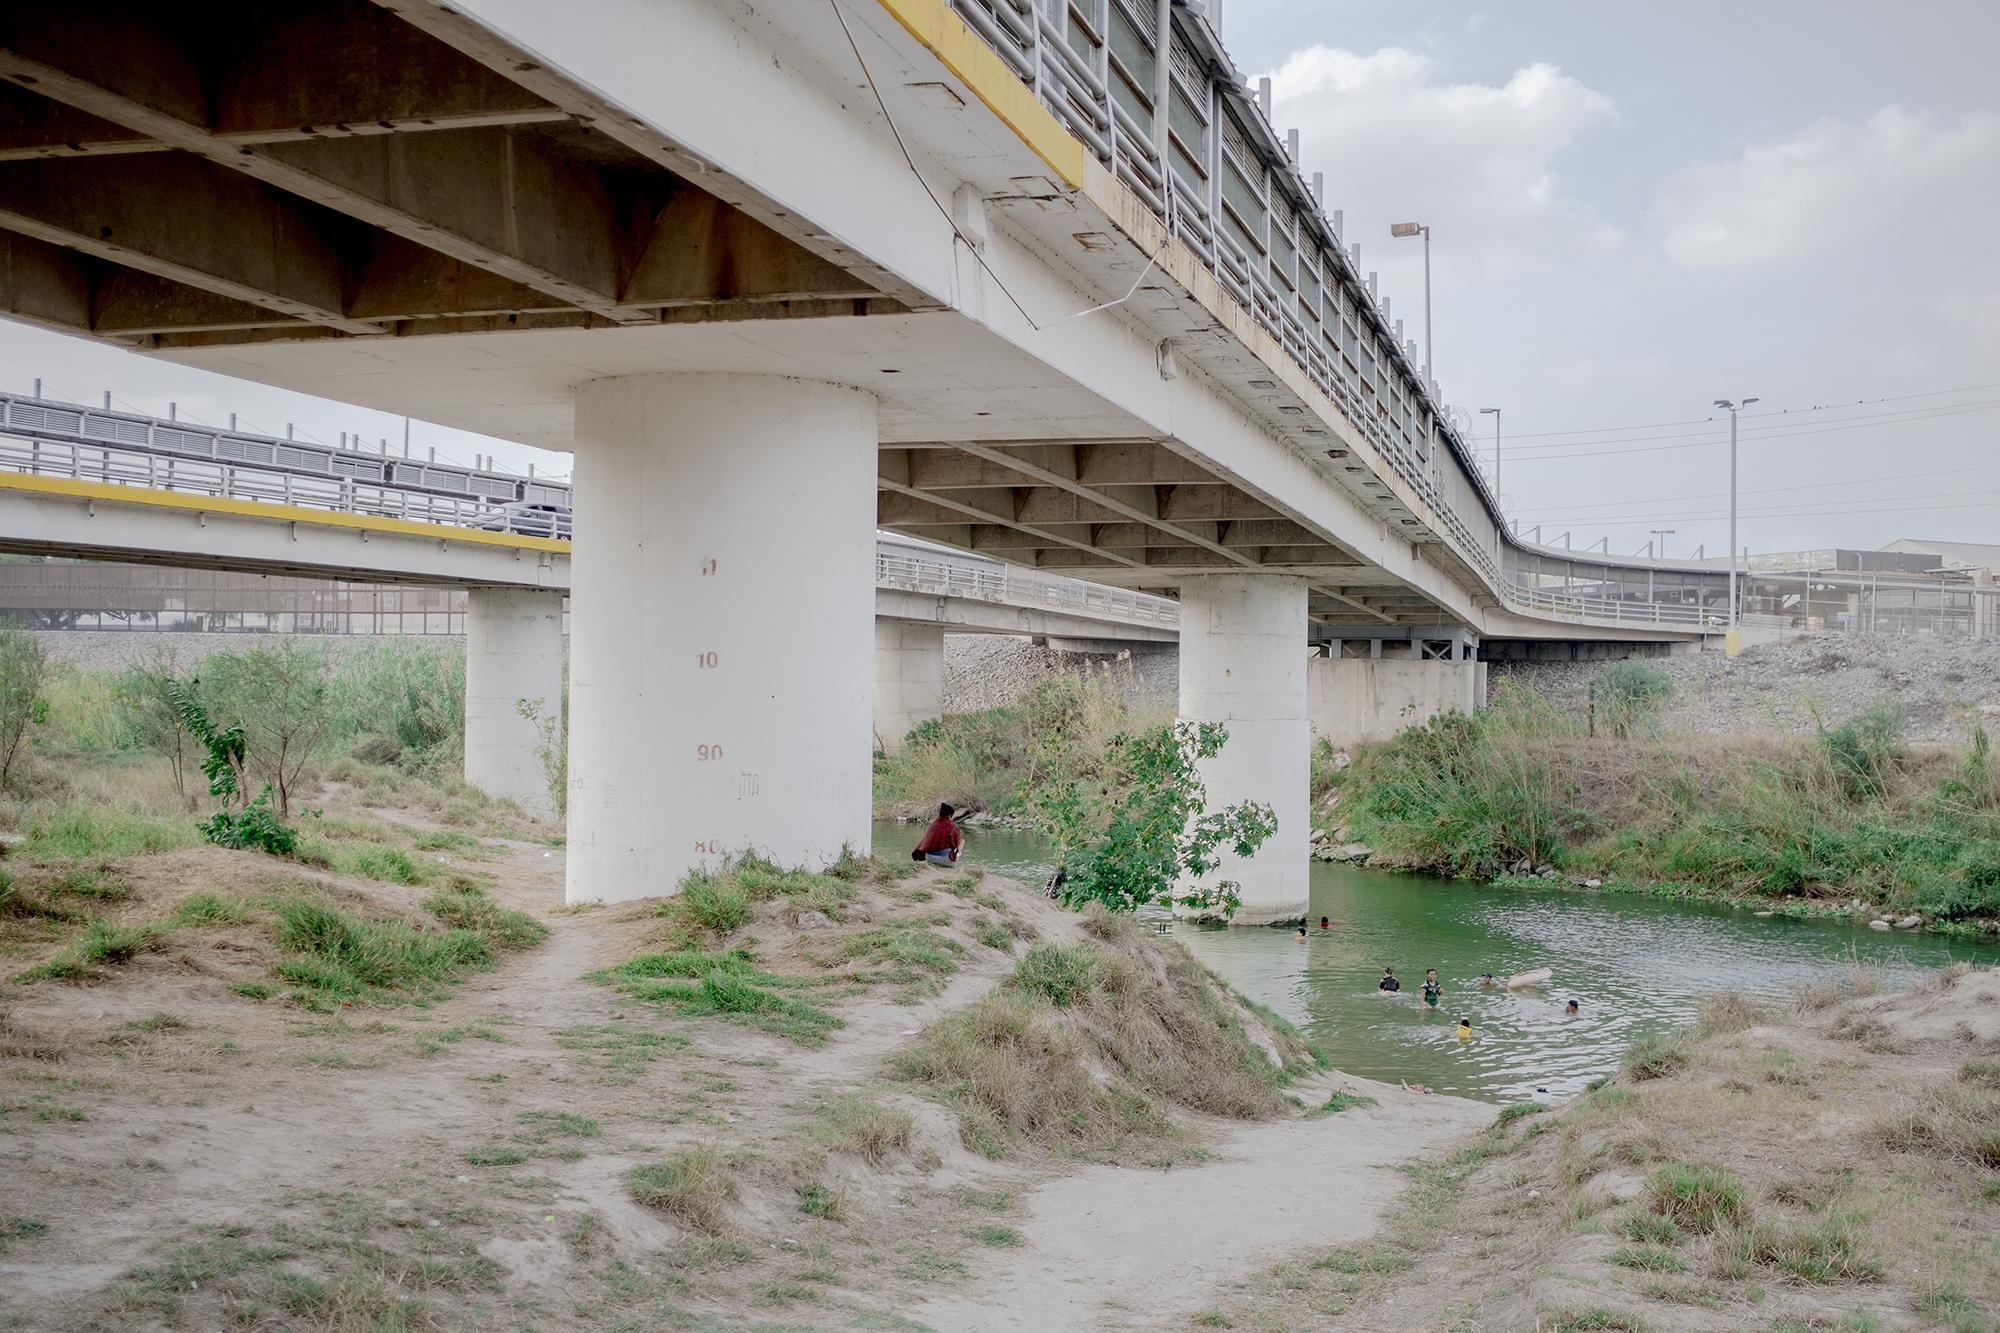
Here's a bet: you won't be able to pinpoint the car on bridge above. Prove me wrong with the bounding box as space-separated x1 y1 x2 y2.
474 502 572 539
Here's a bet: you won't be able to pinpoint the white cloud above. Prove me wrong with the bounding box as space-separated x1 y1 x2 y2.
1266 47 1621 274
1658 106 2000 270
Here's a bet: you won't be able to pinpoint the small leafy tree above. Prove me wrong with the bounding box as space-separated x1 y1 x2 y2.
1588 660 1673 739
1022 717 1277 919
0 620 50 788
199 787 298 855
114 648 194 801
516 697 567 818
198 643 331 815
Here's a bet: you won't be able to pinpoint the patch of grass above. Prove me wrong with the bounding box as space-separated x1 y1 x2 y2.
301 840 428 885
1644 1163 1747 1234
1605 1244 1686 1273
1191 1313 1235 1329
813 1094 915 1167
1622 1032 1691 1081
599 949 840 1045
1913 1282 1985 1333
961 1188 1011 1212
978 922 1013 950
1494 1101 1546 1128
420 886 547 951
797 1183 845 1220
267 895 495 1007
520 1109 600 1139
678 871 752 933
0 1216 48 1251
1010 942 1097 1007
126 1012 188 1033
973 1224 1020 1247
231 982 274 1000
169 892 250 926
45 869 132 902
1613 1209 1683 1245
411 829 478 853
21 806 199 860
1542 1310 1648 1332
464 1145 526 1166
626 1146 735 1234
13 917 166 983
838 926 965 978
1310 1090 1378 1117
1715 1212 1882 1284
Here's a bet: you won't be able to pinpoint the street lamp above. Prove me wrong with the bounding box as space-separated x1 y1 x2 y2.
1389 221 1432 382
1649 528 1675 559
1712 397 1760 630
1477 407 1500 490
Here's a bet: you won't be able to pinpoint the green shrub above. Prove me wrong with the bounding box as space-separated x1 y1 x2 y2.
1011 943 1098 1008
199 787 298 855
1819 699 1905 799
1589 661 1672 739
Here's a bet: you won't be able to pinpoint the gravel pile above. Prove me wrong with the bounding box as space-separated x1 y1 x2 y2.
944 634 1176 714
1491 634 2000 743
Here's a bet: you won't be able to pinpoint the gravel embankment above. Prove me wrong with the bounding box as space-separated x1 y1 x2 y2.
944 634 1176 714
1492 634 2000 743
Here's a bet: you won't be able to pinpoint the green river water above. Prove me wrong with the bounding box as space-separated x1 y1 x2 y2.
871 821 2000 1103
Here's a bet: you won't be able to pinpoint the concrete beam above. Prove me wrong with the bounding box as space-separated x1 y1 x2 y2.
625 190 879 308
0 153 381 333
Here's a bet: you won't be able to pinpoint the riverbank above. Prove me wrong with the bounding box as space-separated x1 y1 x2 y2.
1317 687 2000 939
1203 964 2000 1330
2 729 1493 1328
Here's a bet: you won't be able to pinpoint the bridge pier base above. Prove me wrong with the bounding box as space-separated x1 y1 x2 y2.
566 373 877 905
874 621 944 755
1176 574 1310 926
464 587 567 819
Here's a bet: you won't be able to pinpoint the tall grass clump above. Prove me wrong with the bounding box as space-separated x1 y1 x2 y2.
268 896 497 1006
625 1146 735 1233
1817 698 1905 800
1643 1163 1747 1233
597 948 839 1045
324 639 466 769
1347 694 1589 876
1588 661 1672 740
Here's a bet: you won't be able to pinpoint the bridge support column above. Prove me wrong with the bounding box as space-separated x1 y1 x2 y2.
1177 574 1309 925
464 588 566 819
567 373 876 904
874 621 944 755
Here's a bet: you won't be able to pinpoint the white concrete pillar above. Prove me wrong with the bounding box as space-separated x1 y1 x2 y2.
1177 574 1309 925
464 587 566 819
567 373 876 904
874 621 945 754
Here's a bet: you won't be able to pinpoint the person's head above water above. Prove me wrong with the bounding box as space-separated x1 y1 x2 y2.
1295 924 1307 937
1320 916 1330 929
1565 999 1580 1013
1426 969 1438 981
1457 1017 1472 1028
938 802 954 819
1383 966 1394 976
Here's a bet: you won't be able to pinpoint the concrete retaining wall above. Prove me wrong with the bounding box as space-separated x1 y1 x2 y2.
1307 657 1487 746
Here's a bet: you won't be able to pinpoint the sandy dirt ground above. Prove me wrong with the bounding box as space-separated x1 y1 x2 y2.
0 796 1491 1331
915 1081 1489 1331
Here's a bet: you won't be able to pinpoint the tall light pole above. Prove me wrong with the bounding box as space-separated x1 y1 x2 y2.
1390 222 1432 382
1649 528 1675 559
1712 397 1760 630
1478 407 1500 490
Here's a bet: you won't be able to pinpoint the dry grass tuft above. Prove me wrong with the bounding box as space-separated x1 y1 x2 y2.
1694 992 1766 1035
811 1094 915 1168
625 1145 736 1234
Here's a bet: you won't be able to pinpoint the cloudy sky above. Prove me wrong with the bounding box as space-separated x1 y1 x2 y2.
2 1 1994 558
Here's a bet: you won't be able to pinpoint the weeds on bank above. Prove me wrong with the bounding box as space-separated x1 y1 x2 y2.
626 1146 736 1233
269 889 540 1009
595 948 840 1045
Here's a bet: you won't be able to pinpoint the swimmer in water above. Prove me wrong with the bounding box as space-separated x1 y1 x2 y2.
1478 972 1496 988
1455 1017 1473 1041
1320 916 1330 929
1565 999 1580 1016
1379 967 1401 993
1421 968 1443 1008
1295 924 1307 940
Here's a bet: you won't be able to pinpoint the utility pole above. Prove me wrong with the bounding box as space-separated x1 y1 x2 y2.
1712 397 1759 634
1390 222 1433 382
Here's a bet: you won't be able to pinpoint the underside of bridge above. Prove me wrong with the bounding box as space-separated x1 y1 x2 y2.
0 0 1513 921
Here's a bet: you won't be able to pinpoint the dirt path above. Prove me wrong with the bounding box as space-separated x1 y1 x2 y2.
914 1080 1492 1331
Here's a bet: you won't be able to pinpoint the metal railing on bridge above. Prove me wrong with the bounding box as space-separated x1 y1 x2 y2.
876 546 1179 627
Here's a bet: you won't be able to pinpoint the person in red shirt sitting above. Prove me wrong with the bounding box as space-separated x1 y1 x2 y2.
912 802 962 865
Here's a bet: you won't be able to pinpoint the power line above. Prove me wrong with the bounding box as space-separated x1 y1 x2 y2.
1524 493 2000 527
1497 379 2000 441
1505 395 2000 456
1506 399 2000 464
1512 460 2000 517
